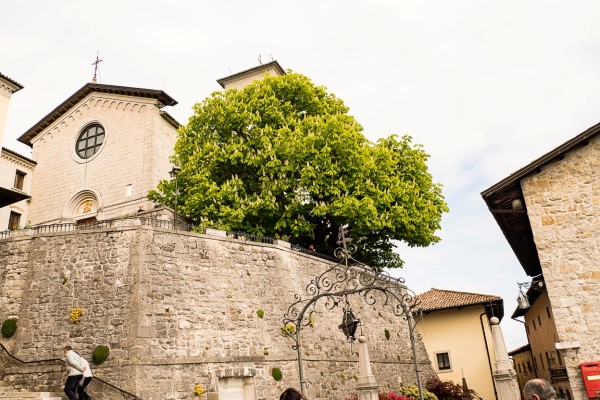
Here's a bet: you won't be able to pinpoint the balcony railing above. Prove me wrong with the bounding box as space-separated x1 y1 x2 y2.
0 217 336 263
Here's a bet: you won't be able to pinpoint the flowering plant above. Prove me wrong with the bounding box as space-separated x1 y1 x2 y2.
69 307 83 324
193 384 205 396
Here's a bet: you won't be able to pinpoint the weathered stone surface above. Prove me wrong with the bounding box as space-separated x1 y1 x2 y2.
0 225 434 399
521 134 600 400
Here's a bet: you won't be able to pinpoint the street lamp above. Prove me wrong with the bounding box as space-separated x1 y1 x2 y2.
169 166 181 223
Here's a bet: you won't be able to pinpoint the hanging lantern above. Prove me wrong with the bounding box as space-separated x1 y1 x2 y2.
338 309 360 341
517 291 530 310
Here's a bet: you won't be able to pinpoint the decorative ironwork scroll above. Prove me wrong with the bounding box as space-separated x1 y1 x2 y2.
282 226 424 400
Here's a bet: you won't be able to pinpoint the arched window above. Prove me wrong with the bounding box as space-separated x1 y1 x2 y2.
76 124 105 159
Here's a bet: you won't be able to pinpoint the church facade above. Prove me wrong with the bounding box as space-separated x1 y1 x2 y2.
17 83 179 225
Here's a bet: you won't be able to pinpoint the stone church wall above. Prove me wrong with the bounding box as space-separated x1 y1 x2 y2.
0 222 434 400
27 93 177 225
521 134 600 400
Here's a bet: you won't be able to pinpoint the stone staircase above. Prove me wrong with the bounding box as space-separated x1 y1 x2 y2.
0 381 63 400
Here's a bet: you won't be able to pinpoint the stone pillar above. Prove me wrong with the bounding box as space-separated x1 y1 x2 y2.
356 335 379 400
490 317 521 400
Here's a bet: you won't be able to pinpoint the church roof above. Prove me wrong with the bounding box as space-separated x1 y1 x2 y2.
416 288 503 318
18 83 178 146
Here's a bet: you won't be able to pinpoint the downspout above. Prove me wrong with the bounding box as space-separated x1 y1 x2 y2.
512 316 538 377
480 312 499 400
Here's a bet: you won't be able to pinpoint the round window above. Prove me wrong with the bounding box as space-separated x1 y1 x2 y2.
76 124 105 159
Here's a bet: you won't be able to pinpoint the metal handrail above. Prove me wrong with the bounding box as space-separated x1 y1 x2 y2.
0 342 144 399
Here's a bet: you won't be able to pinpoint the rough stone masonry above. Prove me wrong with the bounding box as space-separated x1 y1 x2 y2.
0 221 434 400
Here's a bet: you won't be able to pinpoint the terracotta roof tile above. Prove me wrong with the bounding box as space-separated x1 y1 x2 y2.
416 288 502 312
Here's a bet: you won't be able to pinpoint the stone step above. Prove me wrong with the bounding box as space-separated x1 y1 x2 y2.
0 390 64 399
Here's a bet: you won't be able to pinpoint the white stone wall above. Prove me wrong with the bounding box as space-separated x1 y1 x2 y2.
0 225 435 400
27 93 178 225
521 134 600 400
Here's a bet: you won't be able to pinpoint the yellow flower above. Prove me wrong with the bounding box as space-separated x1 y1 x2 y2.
193 384 205 396
69 307 83 324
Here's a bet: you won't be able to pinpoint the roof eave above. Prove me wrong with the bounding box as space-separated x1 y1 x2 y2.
18 83 178 146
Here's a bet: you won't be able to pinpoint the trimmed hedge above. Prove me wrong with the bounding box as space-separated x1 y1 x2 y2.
92 345 110 364
1 318 17 338
271 367 283 381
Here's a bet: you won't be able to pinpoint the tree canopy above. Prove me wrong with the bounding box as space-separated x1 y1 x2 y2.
148 72 448 269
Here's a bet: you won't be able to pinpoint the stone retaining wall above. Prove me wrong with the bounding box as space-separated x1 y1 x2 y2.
0 223 434 400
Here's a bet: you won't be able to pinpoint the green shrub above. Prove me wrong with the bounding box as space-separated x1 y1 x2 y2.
256 309 264 318
271 367 283 381
1 318 17 338
399 385 438 400
92 345 110 364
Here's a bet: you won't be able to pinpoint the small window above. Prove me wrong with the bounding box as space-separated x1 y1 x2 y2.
76 124 105 159
533 319 537 330
558 351 563 366
538 315 542 326
14 170 26 190
8 211 21 231
527 360 533 372
436 352 451 371
546 306 552 319
540 353 545 370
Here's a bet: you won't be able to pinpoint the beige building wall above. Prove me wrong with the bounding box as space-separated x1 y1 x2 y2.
523 290 572 398
27 93 178 225
0 149 35 230
521 133 600 400
510 347 535 399
416 304 498 400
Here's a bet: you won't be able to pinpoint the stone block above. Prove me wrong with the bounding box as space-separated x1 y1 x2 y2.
205 228 227 237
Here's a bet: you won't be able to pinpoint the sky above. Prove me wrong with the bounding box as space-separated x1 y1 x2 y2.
3 0 600 353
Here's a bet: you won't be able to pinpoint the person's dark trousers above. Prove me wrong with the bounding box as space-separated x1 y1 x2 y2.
64 375 83 400
78 376 93 400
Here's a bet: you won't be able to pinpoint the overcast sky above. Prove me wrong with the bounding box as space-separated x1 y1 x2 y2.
3 0 600 353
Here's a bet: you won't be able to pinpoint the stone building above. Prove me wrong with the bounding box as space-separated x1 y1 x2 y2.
0 72 35 232
415 288 504 400
482 122 600 400
17 83 179 225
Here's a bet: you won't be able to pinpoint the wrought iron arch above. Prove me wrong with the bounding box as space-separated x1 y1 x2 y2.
282 227 425 399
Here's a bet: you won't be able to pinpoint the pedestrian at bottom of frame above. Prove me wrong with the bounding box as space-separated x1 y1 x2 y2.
280 387 306 400
63 345 93 400
523 378 556 400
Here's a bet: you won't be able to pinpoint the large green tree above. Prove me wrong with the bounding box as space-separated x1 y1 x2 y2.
148 72 448 269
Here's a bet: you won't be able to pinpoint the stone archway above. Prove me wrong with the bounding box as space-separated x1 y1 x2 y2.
63 189 102 222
